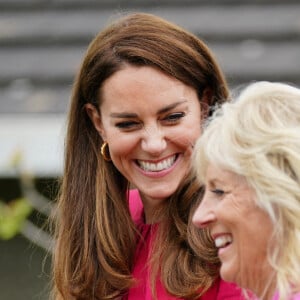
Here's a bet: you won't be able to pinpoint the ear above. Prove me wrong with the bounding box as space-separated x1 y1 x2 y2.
85 103 106 139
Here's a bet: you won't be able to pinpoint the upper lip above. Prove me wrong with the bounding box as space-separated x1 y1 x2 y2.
211 232 228 240
137 153 177 163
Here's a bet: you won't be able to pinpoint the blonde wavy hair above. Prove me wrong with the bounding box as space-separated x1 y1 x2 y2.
193 81 300 300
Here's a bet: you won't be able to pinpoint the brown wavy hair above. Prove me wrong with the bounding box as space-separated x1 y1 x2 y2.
51 12 228 300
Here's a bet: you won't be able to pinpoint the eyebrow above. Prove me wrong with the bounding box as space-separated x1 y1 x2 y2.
109 100 187 118
207 178 226 186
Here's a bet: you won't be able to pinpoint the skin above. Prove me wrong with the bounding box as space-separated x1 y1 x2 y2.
192 164 275 298
86 65 207 223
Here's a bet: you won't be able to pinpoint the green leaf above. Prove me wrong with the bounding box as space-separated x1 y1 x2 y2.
0 198 33 240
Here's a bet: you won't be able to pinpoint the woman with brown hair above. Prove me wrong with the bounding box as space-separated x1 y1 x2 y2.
52 12 245 300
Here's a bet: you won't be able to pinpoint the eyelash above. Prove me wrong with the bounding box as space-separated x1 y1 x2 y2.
163 112 185 124
211 189 225 196
115 112 186 130
115 121 140 129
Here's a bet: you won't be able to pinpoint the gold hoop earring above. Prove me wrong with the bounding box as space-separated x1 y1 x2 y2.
101 142 111 161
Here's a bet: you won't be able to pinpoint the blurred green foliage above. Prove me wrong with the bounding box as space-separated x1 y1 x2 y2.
0 198 33 239
0 149 53 251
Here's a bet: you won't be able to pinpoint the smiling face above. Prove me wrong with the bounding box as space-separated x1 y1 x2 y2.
87 65 204 222
192 164 274 295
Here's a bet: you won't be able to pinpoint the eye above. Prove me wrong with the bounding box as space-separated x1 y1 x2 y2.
211 189 225 196
115 121 142 131
162 112 185 124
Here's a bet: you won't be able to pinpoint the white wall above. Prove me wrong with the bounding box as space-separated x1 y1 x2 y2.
0 114 66 177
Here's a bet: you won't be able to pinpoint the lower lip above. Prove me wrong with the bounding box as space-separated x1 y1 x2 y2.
136 155 181 178
218 243 232 258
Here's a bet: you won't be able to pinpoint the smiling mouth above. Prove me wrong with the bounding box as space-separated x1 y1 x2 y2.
137 154 177 172
214 235 233 249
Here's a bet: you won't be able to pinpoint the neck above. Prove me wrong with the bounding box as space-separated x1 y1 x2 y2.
241 260 276 300
140 194 167 224
252 271 276 300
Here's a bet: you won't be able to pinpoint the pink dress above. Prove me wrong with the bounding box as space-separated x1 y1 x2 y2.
125 189 246 300
272 292 300 300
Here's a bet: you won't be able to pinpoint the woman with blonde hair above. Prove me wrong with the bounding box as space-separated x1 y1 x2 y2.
52 12 245 299
193 81 300 300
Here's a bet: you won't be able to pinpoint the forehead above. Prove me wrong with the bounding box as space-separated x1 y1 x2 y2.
99 65 199 111
206 164 249 188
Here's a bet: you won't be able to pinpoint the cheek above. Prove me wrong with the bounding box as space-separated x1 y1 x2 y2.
236 211 272 263
108 136 135 155
170 122 201 149
105 132 140 163
187 116 202 145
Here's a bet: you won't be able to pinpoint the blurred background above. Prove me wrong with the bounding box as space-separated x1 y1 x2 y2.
0 0 299 299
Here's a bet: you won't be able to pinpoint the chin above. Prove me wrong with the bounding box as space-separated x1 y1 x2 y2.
146 189 174 200
220 266 238 285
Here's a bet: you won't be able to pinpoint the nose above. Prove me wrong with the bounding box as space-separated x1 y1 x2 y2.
141 124 167 155
192 192 216 228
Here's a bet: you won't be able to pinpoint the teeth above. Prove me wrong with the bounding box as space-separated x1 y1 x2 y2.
215 235 232 248
138 155 176 172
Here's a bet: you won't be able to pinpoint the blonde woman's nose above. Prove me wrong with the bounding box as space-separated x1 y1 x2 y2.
192 194 216 228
